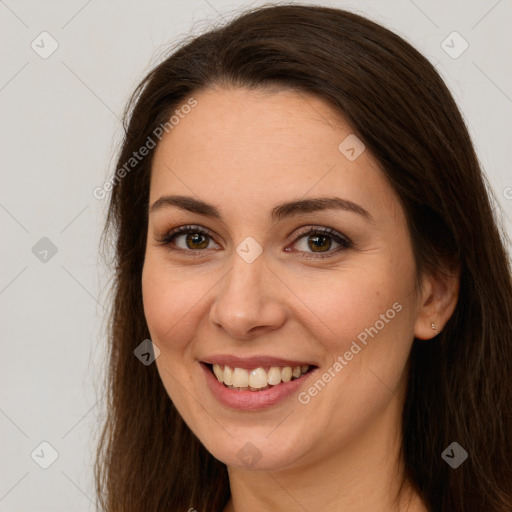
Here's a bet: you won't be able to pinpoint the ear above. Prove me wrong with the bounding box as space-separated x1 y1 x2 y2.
414 265 460 340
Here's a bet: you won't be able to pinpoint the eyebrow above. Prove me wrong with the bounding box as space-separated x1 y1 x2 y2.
149 194 374 223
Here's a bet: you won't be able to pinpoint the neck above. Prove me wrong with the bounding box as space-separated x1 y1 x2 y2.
223 392 428 512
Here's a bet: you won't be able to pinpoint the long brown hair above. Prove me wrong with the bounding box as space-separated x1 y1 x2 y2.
95 4 512 511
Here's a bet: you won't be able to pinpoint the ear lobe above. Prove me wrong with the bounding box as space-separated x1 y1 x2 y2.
414 266 460 340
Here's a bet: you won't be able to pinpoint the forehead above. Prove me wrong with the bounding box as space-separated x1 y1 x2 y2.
149 87 400 224
154 86 348 162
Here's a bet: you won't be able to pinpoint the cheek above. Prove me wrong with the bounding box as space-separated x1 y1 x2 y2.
293 262 404 342
141 255 199 403
141 253 199 353
291 253 416 393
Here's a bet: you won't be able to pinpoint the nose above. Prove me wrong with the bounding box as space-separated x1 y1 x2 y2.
209 253 287 340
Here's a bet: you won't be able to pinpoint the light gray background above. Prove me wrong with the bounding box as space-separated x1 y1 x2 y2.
1 0 511 510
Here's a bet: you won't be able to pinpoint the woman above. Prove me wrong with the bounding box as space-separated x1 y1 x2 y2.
95 4 512 511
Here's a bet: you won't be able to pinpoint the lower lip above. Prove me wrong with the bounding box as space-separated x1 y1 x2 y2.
200 362 317 411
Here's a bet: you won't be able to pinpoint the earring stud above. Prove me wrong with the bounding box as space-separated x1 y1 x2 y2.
431 322 437 331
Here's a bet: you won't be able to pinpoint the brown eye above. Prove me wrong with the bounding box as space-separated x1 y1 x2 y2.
157 224 352 259
182 232 210 250
306 234 332 252
290 227 352 259
156 225 220 252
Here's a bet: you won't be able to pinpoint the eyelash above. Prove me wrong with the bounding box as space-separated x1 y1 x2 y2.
155 224 352 260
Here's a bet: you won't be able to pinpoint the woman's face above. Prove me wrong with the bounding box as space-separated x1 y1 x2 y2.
142 87 426 471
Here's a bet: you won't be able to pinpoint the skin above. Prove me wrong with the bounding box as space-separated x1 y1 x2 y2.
141 87 459 512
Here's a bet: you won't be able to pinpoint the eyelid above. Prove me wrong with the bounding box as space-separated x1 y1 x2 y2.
155 223 352 258
291 225 351 245
288 226 352 259
154 224 219 248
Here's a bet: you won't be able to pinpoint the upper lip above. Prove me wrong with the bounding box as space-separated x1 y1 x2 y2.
201 355 317 370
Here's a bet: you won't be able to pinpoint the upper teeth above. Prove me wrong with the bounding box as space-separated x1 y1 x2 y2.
212 364 310 390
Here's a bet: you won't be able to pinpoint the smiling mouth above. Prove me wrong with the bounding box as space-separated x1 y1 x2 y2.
205 363 316 391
